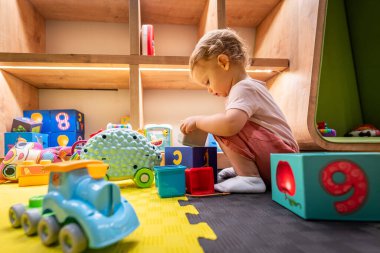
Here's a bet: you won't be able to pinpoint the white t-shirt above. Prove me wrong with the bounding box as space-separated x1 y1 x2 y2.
226 78 299 150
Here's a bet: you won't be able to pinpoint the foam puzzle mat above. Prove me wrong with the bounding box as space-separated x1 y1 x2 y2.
0 181 217 253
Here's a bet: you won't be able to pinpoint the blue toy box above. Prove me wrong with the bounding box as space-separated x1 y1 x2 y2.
271 152 380 221
4 132 48 155
24 109 85 135
23 110 51 133
50 109 84 133
144 124 172 152
165 147 217 183
154 165 186 198
49 132 84 147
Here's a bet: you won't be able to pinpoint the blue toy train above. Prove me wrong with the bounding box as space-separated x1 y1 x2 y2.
9 160 139 253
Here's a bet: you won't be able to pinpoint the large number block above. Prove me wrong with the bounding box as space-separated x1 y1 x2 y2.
49 132 84 147
271 152 380 221
23 110 51 133
50 109 84 133
4 132 48 155
165 147 217 182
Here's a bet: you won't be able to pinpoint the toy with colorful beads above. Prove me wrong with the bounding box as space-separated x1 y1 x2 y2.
80 128 162 187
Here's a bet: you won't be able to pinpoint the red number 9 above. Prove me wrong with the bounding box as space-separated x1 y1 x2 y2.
321 161 368 214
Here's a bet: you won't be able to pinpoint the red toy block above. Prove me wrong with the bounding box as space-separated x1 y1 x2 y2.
185 167 214 196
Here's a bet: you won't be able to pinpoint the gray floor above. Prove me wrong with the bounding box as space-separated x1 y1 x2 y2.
183 192 380 253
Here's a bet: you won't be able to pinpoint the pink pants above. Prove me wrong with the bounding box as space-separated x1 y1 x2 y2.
214 121 299 186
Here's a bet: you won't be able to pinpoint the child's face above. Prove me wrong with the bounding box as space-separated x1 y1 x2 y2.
191 55 233 97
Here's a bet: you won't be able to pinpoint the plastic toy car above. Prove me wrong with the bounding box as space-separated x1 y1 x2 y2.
9 160 139 253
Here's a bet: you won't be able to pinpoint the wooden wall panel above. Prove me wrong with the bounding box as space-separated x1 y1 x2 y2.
0 0 44 155
0 71 39 156
254 0 321 150
0 0 45 53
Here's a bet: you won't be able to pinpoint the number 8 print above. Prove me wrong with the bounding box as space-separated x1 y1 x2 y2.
56 112 70 131
320 160 368 215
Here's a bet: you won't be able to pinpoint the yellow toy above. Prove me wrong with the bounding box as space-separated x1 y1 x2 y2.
16 160 51 187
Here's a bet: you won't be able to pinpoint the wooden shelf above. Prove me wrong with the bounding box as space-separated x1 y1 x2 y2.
0 53 288 90
28 0 281 27
28 0 130 23
226 0 281 27
141 0 207 25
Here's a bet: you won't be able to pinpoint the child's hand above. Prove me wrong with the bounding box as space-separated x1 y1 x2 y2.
180 116 201 134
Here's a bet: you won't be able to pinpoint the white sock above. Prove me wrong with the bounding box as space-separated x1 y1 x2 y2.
214 176 266 193
217 167 237 183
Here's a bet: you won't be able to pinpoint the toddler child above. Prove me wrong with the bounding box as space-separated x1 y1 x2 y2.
180 28 299 193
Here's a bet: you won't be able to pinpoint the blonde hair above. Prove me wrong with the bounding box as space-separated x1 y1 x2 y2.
189 28 248 71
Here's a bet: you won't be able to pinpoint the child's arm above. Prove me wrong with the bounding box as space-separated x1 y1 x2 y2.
180 109 248 137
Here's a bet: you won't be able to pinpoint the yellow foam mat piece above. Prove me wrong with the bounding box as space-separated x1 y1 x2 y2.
0 181 217 253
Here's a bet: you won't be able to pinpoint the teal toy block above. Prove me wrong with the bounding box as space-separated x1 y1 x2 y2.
4 132 48 155
49 132 84 147
154 165 186 198
271 152 380 221
165 146 217 182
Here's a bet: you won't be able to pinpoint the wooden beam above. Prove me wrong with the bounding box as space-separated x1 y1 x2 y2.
129 0 142 129
129 0 141 55
217 0 226 29
198 0 226 38
0 53 189 66
129 65 143 129
0 53 288 90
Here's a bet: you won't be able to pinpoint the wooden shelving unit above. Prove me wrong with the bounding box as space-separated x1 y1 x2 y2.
3 0 375 154
0 0 290 155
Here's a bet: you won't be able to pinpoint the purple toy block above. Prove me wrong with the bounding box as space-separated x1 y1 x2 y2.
11 117 42 133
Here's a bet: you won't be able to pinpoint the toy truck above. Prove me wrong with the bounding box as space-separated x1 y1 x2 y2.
9 160 139 253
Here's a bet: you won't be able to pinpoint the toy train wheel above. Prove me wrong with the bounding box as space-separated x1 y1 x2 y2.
21 209 41 236
134 168 154 188
38 215 60 246
9 204 26 228
59 223 88 253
